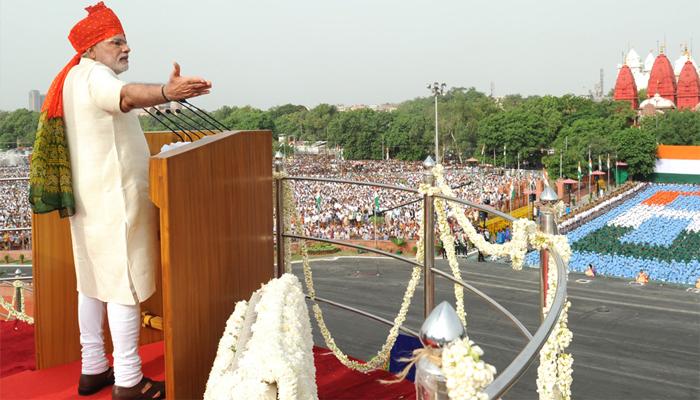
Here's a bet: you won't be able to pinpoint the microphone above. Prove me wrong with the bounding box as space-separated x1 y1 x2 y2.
164 109 205 139
179 100 230 131
153 108 195 141
173 109 217 135
142 108 186 142
175 101 220 132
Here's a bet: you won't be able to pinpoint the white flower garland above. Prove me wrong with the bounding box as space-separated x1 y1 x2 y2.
434 196 467 327
533 236 574 400
204 274 318 400
276 165 573 398
274 171 294 274
0 280 34 324
433 165 573 400
290 183 424 373
442 338 497 400
204 300 248 399
432 165 536 270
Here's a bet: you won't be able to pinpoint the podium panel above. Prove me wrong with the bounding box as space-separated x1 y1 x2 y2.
32 130 272 400
149 130 273 399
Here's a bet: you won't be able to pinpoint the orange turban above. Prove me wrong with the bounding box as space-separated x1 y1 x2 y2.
44 2 125 118
31 2 124 217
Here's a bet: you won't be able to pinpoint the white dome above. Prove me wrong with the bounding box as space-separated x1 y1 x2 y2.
626 49 641 68
673 52 698 76
644 51 655 72
639 93 676 109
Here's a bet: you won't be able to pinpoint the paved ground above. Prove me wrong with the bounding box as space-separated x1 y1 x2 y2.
293 256 700 400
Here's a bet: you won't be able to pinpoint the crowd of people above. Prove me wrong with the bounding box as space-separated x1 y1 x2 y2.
0 153 539 251
0 162 32 251
284 155 539 242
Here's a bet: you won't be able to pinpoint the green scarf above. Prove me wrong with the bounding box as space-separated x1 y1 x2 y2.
29 113 75 218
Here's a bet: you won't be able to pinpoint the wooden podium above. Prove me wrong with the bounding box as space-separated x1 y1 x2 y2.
32 130 273 399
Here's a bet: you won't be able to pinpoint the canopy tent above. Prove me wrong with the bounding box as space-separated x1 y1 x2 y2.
591 170 606 176
465 157 479 163
562 178 578 184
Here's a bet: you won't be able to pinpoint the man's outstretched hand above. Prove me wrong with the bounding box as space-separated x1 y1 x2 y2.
163 62 212 101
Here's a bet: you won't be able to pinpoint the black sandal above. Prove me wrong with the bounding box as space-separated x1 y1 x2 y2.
78 366 115 396
112 376 165 399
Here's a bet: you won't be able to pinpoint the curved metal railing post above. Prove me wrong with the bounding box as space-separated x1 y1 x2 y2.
539 208 558 321
275 173 569 399
538 187 559 322
274 151 285 279
422 156 436 318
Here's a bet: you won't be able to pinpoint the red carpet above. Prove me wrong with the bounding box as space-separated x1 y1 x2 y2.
0 321 35 378
1 322 414 399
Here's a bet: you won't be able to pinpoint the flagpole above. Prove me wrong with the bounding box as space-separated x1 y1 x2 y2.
577 161 581 206
588 147 592 201
615 152 619 187
559 149 562 178
607 153 610 193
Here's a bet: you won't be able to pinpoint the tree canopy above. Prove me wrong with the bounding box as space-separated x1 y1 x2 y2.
2 90 699 180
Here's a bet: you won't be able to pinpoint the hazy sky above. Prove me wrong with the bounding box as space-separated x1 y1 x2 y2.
1 0 698 111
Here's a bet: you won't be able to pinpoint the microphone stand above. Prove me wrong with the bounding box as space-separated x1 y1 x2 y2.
142 108 186 142
179 100 229 131
164 109 206 139
153 108 195 141
173 109 217 135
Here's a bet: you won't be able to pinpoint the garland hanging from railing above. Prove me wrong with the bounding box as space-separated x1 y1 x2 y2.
291 180 425 373
276 165 573 398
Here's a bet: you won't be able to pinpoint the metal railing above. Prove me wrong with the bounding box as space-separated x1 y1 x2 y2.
273 156 568 399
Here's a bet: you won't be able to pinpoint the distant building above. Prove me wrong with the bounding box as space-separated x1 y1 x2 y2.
293 140 328 155
614 45 700 113
28 90 45 112
336 103 397 112
616 46 699 92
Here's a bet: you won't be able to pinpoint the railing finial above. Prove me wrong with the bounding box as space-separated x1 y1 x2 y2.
415 301 463 399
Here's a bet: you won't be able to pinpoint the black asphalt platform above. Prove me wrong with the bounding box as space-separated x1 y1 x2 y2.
293 256 700 400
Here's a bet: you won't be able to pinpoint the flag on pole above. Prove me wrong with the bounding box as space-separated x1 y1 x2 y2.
510 183 516 200
481 144 485 156
598 155 602 171
503 144 507 156
577 161 582 181
315 192 322 212
374 192 380 212
542 167 550 186
588 156 593 174
607 154 610 171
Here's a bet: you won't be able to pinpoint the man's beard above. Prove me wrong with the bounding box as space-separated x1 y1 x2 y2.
114 61 129 75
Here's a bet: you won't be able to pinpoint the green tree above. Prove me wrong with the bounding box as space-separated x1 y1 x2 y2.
0 109 39 149
613 128 657 178
385 111 430 160
640 110 700 145
326 109 391 159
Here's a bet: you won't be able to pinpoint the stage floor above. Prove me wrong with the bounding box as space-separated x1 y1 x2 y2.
0 335 415 400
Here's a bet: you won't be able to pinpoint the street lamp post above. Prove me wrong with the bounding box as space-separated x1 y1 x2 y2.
427 82 446 163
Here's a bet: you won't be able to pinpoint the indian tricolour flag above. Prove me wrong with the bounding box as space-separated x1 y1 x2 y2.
577 161 582 181
653 145 700 184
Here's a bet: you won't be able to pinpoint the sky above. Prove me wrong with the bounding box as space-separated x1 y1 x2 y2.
0 0 698 111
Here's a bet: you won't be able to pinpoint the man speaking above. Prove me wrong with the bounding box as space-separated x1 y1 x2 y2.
29 2 211 398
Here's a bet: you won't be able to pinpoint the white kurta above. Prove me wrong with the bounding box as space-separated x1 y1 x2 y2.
63 57 158 305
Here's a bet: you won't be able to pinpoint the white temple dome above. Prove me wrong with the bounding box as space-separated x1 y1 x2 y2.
626 49 641 68
644 51 655 72
674 52 698 77
640 93 676 109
